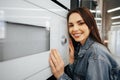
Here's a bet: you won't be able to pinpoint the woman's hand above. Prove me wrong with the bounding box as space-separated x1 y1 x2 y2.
49 49 64 79
69 39 74 64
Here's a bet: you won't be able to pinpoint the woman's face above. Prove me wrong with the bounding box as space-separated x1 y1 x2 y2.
68 12 90 45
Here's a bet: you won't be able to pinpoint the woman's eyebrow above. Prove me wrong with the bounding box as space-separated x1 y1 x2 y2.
68 20 84 24
77 20 84 23
68 22 73 25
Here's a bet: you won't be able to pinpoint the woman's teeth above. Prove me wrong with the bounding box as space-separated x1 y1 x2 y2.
73 33 81 37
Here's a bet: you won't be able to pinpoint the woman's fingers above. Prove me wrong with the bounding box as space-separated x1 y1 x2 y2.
69 39 74 51
69 39 74 64
50 49 64 68
69 39 74 56
51 49 61 63
49 57 56 73
49 49 65 79
50 49 58 67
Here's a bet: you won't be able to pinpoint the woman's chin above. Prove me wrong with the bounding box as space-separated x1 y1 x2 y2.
74 38 81 42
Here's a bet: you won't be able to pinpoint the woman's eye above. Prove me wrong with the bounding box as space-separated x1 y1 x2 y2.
68 24 73 27
78 22 85 25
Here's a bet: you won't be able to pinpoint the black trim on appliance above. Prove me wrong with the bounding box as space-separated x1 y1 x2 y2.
51 0 70 11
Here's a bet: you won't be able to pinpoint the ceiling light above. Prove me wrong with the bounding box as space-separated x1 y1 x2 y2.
90 10 101 13
111 16 120 19
95 18 102 20
112 22 120 25
107 7 120 13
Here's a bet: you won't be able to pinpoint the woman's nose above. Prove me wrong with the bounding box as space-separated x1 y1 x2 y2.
73 25 79 31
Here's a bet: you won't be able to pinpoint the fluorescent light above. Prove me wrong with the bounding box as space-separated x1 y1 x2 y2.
90 10 101 13
96 23 101 26
95 18 102 20
112 22 120 25
107 7 120 13
111 25 120 28
111 16 120 19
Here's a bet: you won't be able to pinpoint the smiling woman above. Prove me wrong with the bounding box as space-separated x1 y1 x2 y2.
49 7 120 80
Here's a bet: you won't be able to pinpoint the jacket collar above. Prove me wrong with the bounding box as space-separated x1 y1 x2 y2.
78 36 94 57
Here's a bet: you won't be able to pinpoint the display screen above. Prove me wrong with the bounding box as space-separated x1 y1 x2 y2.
0 22 50 61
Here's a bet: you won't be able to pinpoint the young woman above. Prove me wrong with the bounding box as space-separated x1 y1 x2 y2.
49 7 119 80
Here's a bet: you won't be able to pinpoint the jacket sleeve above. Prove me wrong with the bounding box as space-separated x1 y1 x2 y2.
58 73 72 80
86 56 111 80
58 64 74 80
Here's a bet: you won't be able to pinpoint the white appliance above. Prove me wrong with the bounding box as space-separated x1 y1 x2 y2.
0 0 70 80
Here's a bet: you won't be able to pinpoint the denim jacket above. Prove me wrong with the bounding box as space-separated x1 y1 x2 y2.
58 37 119 80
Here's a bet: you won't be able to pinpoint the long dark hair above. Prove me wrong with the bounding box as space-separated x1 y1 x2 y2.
67 7 104 48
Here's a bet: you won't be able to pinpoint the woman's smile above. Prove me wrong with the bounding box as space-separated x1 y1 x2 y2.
72 32 82 38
